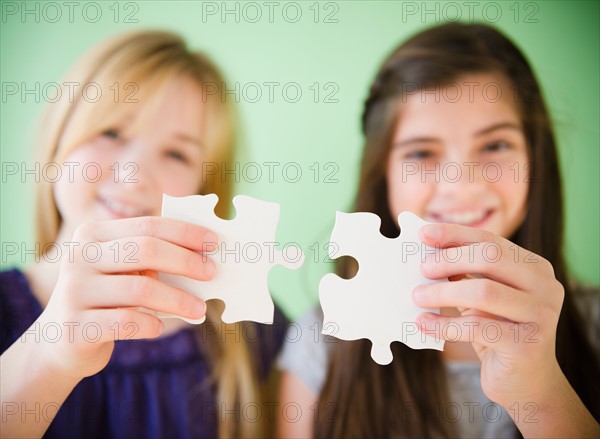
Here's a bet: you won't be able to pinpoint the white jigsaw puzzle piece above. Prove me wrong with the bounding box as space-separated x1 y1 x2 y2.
319 211 446 365
148 194 304 325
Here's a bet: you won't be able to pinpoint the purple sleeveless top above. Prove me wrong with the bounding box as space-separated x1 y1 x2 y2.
0 269 288 439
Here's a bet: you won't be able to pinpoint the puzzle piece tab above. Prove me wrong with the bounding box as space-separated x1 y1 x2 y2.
319 211 446 365
156 194 304 324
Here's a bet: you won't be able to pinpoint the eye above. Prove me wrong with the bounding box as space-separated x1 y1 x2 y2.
101 129 120 140
482 140 511 153
405 150 433 160
166 150 189 163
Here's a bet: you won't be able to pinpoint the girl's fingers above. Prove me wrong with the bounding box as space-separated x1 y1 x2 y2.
89 237 216 281
419 223 554 292
74 216 218 252
416 313 540 347
413 279 538 323
420 222 497 247
76 308 166 343
81 275 206 320
420 243 541 292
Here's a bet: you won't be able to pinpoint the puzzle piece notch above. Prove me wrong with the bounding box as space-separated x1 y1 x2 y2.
320 211 446 365
154 194 304 325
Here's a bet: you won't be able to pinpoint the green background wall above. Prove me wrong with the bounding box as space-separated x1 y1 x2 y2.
1 1 598 320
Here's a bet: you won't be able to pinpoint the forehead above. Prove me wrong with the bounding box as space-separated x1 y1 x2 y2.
158 77 203 112
139 77 205 133
394 73 521 138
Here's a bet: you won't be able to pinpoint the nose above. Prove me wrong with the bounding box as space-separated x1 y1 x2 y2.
111 140 158 194
435 159 486 199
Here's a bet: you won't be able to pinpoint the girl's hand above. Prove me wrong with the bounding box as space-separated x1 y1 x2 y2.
37 216 217 380
412 222 565 411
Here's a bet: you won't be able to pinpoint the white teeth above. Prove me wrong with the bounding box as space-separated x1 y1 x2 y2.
103 198 146 217
438 210 487 225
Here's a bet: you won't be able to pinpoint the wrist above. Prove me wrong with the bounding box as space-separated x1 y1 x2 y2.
507 364 599 438
24 314 87 383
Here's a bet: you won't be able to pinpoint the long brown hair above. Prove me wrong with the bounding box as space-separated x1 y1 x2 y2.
34 30 266 438
315 23 599 438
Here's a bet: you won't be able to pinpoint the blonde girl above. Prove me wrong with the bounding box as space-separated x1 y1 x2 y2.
1 30 285 439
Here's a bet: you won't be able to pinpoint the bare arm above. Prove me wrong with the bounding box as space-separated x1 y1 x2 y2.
415 223 599 438
1 329 81 438
2 217 214 438
512 365 599 439
277 371 318 439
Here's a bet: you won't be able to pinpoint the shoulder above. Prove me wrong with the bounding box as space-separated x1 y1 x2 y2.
0 268 43 353
277 305 335 395
569 280 599 312
568 280 600 354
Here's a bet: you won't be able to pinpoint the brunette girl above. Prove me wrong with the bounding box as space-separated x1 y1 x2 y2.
278 23 599 439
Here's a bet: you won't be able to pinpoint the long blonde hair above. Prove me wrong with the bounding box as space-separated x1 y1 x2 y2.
34 30 265 438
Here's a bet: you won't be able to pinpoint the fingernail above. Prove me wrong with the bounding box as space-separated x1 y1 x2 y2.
195 298 206 315
205 260 216 278
421 224 440 240
412 286 425 302
204 231 219 246
419 317 435 330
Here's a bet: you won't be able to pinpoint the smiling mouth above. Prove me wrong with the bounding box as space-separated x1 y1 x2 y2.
428 209 494 227
98 196 150 219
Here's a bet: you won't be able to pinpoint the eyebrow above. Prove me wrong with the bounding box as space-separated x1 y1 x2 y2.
393 122 522 149
474 122 522 136
174 133 204 148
